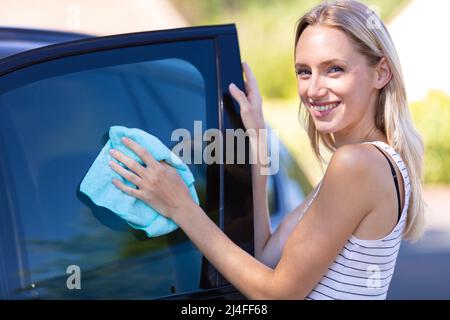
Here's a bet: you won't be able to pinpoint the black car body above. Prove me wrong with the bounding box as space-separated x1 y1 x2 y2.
0 25 312 299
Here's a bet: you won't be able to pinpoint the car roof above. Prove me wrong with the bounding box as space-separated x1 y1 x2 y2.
0 27 93 59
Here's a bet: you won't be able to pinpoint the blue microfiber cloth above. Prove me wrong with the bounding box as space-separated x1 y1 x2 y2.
80 125 199 237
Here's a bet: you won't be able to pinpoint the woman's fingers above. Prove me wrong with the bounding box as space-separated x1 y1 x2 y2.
242 62 262 106
112 178 142 199
229 82 249 107
121 137 158 168
228 62 265 131
109 159 142 187
242 62 258 92
229 62 261 107
109 148 146 177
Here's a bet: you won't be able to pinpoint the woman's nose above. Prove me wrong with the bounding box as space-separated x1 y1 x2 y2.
307 75 327 99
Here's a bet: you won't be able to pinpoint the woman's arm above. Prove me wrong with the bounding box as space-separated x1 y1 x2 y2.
255 179 324 268
228 63 273 264
110 140 377 299
229 63 322 268
173 199 275 299
248 130 272 262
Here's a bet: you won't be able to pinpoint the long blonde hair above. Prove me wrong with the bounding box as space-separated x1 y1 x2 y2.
294 0 425 241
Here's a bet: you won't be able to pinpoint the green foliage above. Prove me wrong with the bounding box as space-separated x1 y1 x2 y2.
173 0 410 99
410 91 450 184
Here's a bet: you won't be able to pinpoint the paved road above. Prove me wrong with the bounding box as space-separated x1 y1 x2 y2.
386 1 450 299
389 186 450 299
389 230 450 299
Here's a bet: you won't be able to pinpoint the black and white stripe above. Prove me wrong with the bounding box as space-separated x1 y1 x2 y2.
306 141 411 300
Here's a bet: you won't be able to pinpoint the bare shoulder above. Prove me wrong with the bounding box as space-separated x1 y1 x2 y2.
273 143 393 297
329 143 381 173
324 143 390 214
275 143 393 257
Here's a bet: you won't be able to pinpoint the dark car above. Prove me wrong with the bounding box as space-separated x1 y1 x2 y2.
0 25 313 299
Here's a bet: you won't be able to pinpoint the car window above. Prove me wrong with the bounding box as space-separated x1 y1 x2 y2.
0 39 219 299
267 141 311 232
267 175 278 216
279 143 311 213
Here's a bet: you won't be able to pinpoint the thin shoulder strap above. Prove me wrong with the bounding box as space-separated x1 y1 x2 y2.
297 142 405 223
371 144 402 222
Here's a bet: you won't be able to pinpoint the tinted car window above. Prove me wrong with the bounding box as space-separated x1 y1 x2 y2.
267 176 278 217
0 39 219 299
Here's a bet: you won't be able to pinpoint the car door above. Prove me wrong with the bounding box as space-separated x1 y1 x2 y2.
0 24 253 299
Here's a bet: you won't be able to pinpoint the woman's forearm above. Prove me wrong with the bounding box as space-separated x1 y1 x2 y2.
172 202 275 299
249 131 272 261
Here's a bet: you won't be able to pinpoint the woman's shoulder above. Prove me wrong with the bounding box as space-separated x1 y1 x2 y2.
329 142 389 177
301 142 397 243
325 142 394 208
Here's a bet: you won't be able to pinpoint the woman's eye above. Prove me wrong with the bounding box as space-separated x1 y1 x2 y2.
329 66 344 73
296 69 311 76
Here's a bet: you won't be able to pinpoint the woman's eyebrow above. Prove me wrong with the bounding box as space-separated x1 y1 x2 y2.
295 59 348 68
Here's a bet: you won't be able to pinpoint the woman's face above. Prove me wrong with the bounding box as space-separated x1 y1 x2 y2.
295 25 379 134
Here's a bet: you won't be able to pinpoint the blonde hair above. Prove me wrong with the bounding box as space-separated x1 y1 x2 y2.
294 0 425 241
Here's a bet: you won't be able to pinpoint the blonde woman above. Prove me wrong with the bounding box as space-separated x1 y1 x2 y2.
109 0 425 299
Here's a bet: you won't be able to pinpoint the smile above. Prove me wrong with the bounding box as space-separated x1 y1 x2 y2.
309 101 341 117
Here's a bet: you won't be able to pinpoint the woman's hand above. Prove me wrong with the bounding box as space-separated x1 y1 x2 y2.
109 137 197 220
229 62 265 131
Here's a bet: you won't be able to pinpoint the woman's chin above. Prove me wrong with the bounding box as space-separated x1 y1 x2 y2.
314 124 338 134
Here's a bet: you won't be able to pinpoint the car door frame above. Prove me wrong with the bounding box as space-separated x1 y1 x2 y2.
0 24 253 300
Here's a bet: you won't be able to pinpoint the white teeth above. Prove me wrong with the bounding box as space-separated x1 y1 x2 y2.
312 102 340 112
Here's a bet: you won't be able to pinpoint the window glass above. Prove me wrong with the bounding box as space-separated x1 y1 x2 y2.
0 40 218 299
267 175 278 217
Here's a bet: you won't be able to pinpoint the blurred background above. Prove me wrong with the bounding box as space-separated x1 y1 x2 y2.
1 0 448 298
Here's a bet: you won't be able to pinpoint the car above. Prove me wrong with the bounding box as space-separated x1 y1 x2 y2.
0 25 313 299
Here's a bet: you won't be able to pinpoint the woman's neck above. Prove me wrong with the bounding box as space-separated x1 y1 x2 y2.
333 126 387 148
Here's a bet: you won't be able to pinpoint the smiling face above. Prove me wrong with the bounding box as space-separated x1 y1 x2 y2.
295 25 380 136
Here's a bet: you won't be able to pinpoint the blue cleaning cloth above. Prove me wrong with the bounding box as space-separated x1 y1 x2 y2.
80 125 199 237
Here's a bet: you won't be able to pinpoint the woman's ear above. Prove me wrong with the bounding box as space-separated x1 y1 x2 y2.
374 57 392 89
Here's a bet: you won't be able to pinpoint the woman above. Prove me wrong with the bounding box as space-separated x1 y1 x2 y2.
108 0 425 299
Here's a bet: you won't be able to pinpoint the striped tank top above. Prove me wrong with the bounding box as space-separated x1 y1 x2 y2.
304 141 412 300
